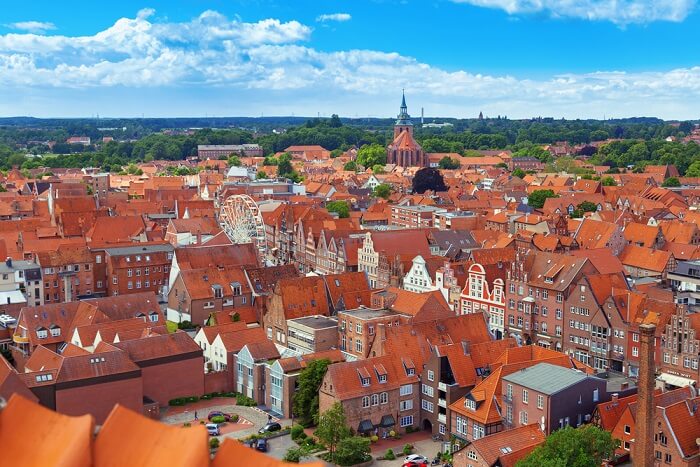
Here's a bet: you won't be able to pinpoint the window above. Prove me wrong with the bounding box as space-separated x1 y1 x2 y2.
112 276 117 284
522 389 528 404
537 394 544 409
467 450 477 461
97 281 103 288
421 399 434 412
127 281 133 290
136 281 141 289
465 398 476 410
380 392 388 404
593 388 599 402
519 411 528 425
355 340 363 353
624 425 630 434
96 255 102 264
665 453 672 463
473 424 485 440
506 384 513 400
633 333 639 342
371 394 379 406
378 374 387 383
427 370 434 382
439 424 446 435
632 347 639 357
361 377 370 386
362 396 370 408
36 329 48 339
356 323 362 334
127 269 133 277
400 400 413 411
50 327 61 337
422 384 434 397
149 313 159 323
400 384 412 396
400 416 413 427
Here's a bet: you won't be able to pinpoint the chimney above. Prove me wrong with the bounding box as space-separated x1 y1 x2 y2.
461 339 470 356
5 257 11 268
611 393 618 405
634 323 656 467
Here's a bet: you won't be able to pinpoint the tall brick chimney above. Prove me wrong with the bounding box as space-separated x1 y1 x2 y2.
634 323 656 467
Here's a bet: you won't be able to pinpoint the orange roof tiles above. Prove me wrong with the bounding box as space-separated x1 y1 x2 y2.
619 244 672 273
0 394 94 467
95 404 209 467
467 424 545 466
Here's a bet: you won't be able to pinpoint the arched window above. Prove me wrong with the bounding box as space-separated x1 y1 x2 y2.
362 396 370 408
371 394 379 406
380 392 388 404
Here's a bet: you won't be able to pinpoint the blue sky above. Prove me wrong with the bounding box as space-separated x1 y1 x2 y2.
1 0 699 119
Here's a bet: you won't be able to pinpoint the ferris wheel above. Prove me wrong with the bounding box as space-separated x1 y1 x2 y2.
219 194 267 257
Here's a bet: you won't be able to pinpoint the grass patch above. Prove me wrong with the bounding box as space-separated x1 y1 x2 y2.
166 321 178 333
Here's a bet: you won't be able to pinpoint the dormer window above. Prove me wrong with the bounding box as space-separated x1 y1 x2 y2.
212 284 223 299
36 327 48 339
407 368 415 376
126 257 131 262
465 398 477 410
50 325 61 337
231 282 242 296
361 377 370 386
378 374 387 383
149 312 159 323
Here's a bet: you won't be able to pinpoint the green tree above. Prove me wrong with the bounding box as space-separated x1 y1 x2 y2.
577 201 598 212
438 156 460 170
512 168 526 178
331 148 343 158
334 436 371 466
293 359 331 427
528 189 559 209
343 161 357 171
372 164 385 174
373 183 392 200
356 143 386 169
685 160 700 177
228 155 241 166
601 176 617 186
517 425 618 467
283 446 310 463
256 170 267 179
277 152 294 176
326 201 350 218
314 402 351 461
662 177 681 187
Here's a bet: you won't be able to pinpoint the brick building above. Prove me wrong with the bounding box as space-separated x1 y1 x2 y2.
286 315 338 354
460 262 506 339
390 205 444 228
35 245 96 303
105 244 173 299
319 354 421 435
386 93 427 168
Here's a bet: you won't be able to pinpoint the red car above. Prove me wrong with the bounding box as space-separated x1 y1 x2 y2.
402 461 428 467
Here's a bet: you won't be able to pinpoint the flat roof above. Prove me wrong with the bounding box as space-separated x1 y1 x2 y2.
502 362 594 395
104 244 174 256
288 315 338 330
340 307 399 320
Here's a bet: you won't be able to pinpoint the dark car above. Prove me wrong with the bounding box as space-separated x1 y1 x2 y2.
255 438 268 452
258 422 282 434
208 411 232 422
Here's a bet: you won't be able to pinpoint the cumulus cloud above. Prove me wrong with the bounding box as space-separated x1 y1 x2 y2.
0 9 700 118
5 21 56 33
316 13 352 22
451 0 697 25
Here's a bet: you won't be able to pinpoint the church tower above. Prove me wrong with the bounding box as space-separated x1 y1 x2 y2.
394 90 414 139
387 91 427 168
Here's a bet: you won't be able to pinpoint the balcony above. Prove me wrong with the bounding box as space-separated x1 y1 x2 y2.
438 413 447 424
438 398 446 408
12 334 29 344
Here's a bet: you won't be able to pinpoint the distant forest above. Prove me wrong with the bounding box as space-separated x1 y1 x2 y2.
0 115 698 175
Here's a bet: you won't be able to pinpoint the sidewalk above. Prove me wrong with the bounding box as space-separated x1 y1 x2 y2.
369 431 432 455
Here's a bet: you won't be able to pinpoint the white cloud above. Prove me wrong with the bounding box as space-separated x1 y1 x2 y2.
1 9 700 118
316 13 352 22
451 0 697 25
5 21 56 33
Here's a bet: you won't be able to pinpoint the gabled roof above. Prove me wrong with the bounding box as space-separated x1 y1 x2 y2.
323 354 419 400
180 266 250 300
217 327 268 354
619 244 672 272
468 424 545 467
273 276 331 320
114 331 201 362
323 272 370 306
245 264 300 296
175 243 259 270
595 392 639 431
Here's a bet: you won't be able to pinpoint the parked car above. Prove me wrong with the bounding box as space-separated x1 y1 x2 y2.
206 423 220 436
255 438 268 452
403 461 428 467
207 411 232 422
405 455 429 463
258 422 282 434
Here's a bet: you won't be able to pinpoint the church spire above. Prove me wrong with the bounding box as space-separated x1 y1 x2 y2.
396 90 411 124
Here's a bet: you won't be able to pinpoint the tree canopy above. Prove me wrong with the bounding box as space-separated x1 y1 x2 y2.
528 189 559 209
517 425 618 467
356 143 387 169
314 402 351 461
293 359 331 427
412 167 447 194
373 183 392 200
438 156 460 170
326 201 350 218
662 177 681 187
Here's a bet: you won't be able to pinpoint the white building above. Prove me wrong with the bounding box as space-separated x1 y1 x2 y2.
402 256 438 294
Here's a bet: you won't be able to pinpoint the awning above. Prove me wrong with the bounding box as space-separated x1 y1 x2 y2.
380 415 395 428
657 372 695 388
358 420 374 433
